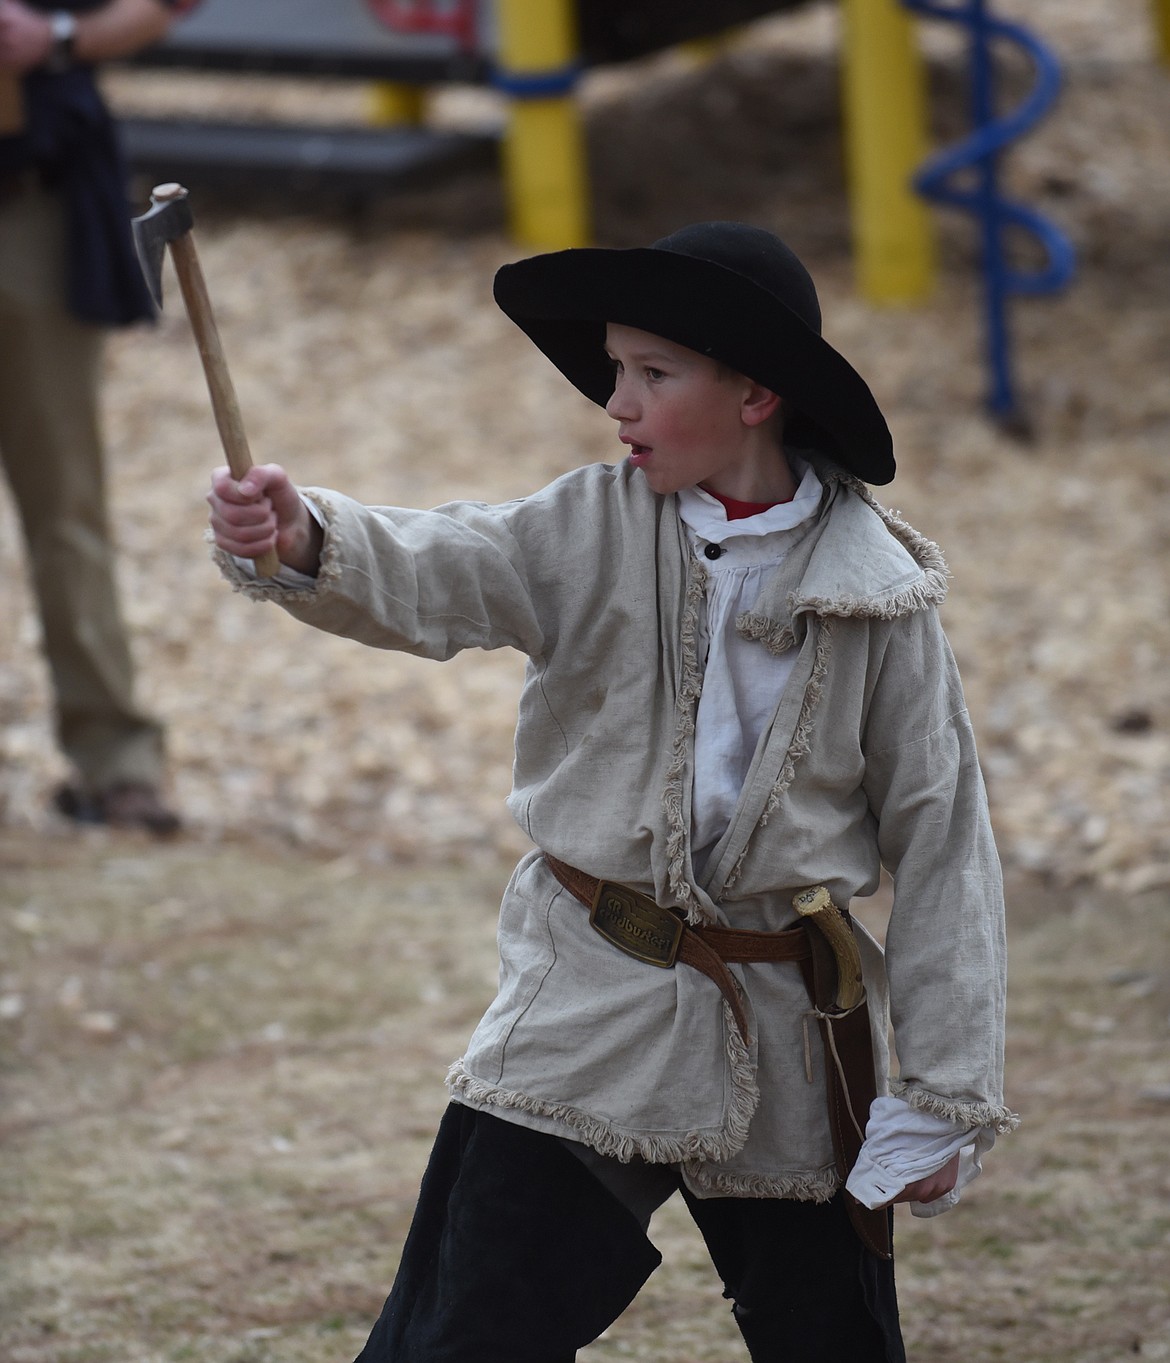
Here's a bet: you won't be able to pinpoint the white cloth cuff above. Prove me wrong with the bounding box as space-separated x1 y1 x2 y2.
846 1094 996 1218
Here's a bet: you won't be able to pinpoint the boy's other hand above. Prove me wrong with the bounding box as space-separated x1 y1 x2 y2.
892 1151 961 1206
207 463 323 578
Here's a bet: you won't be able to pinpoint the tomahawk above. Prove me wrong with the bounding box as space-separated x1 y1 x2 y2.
132 182 280 577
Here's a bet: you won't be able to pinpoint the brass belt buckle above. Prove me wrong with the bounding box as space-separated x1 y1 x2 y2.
589 881 684 968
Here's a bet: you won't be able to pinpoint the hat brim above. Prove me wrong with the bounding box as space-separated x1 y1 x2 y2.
493 247 895 485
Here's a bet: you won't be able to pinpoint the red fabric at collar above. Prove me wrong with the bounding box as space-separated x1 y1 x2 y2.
701 486 795 520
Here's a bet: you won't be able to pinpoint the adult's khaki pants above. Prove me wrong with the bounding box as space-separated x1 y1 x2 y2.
0 179 164 791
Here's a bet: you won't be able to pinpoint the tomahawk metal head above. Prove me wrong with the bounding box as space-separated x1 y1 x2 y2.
131 182 194 308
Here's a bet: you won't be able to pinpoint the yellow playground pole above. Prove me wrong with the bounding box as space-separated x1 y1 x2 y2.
496 0 590 248
840 0 936 303
368 83 426 127
1154 0 1170 66
676 28 739 67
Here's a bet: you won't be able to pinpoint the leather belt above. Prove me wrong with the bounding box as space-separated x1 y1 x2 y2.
543 853 810 1046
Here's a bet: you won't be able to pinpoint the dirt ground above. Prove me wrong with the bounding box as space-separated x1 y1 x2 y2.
2 0 1170 1358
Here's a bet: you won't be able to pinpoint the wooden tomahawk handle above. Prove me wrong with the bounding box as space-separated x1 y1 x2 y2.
165 227 281 579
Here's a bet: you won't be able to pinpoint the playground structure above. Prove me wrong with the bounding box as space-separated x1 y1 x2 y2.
121 0 1170 425
121 0 807 251
897 0 1075 424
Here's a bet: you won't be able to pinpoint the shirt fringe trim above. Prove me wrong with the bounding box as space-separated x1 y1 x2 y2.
890 1079 1021 1134
446 1001 758 1166
735 616 796 656
681 1161 841 1203
799 479 950 620
664 561 712 925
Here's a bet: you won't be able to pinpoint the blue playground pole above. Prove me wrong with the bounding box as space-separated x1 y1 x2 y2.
902 0 1076 426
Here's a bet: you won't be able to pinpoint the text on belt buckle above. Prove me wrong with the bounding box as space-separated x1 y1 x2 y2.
589 880 684 968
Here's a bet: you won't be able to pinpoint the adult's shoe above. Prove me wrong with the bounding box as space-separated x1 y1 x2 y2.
54 782 182 837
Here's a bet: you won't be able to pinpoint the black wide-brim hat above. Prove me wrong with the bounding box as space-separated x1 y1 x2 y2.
493 221 895 485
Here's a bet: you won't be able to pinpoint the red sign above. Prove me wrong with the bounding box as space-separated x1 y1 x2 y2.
366 0 477 50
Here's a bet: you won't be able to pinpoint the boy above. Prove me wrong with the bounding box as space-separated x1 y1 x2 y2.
208 223 1014 1362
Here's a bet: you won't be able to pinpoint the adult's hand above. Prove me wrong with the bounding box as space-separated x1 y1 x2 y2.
0 0 55 70
0 0 173 72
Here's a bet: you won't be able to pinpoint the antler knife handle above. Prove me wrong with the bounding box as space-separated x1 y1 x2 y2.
794 886 867 1013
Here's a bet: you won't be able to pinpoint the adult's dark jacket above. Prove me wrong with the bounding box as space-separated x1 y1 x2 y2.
0 0 180 325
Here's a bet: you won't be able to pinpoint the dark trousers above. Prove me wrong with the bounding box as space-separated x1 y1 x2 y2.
354 1104 905 1363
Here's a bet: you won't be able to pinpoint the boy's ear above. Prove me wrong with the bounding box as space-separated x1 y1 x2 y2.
741 382 783 428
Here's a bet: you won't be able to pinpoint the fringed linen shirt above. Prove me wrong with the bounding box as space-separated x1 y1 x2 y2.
217 456 1016 1202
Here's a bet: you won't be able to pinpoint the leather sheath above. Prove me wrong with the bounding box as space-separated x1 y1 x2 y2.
801 926 892 1259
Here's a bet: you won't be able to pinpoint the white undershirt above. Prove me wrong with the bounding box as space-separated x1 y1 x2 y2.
677 463 823 873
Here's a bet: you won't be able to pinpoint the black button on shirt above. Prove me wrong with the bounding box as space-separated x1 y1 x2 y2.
704 542 723 560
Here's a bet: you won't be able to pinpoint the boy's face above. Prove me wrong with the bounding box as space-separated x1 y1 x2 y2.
603 324 782 500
